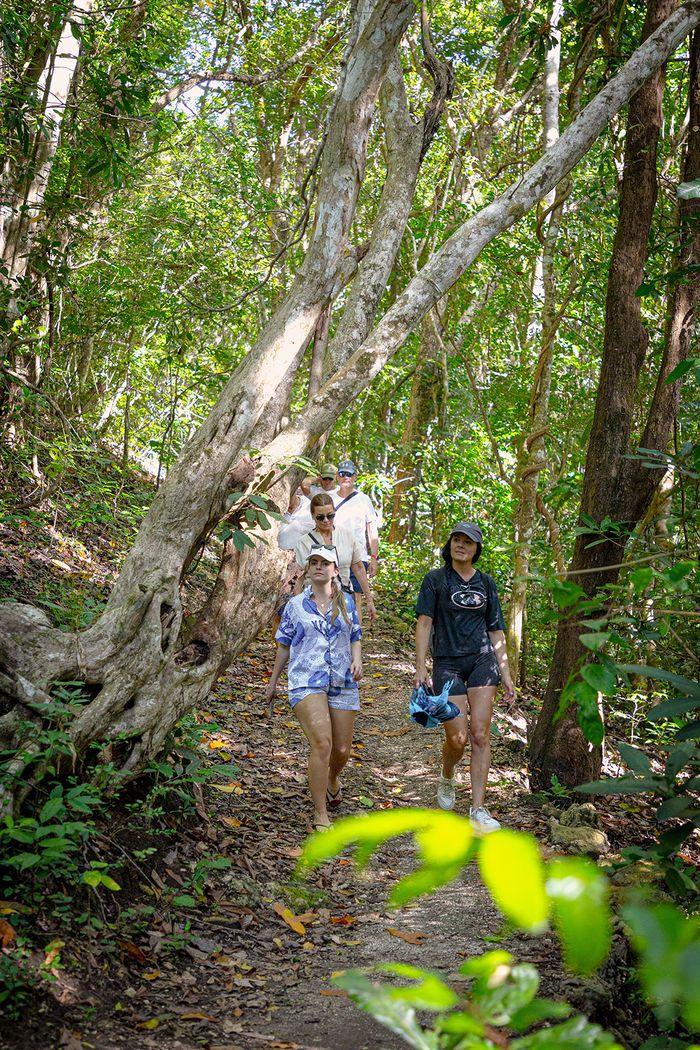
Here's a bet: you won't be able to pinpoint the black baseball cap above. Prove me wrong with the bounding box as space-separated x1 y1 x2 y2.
449 522 483 544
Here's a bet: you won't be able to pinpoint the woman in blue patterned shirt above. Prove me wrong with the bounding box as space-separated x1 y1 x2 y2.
265 545 362 830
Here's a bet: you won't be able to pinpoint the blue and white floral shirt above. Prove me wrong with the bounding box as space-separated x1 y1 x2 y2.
276 589 362 694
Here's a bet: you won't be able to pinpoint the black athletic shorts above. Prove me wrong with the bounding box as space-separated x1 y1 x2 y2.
433 651 501 695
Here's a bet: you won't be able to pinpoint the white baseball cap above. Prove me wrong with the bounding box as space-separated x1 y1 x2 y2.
306 544 339 565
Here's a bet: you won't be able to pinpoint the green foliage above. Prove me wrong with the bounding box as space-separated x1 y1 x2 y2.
623 903 700 1032
333 946 613 1046
301 809 476 907
300 809 611 976
301 809 699 1044
332 954 622 1050
0 690 233 1013
577 663 700 895
477 830 548 933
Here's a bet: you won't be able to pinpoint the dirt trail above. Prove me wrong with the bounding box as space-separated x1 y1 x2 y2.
188 624 533 1050
253 626 518 1050
11 626 550 1050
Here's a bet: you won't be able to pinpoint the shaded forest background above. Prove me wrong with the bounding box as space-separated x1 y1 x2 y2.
0 0 699 1041
1 0 697 770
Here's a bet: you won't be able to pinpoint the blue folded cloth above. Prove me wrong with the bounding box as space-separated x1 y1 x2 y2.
409 679 461 728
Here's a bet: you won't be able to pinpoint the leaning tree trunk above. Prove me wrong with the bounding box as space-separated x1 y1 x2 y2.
507 0 566 677
389 310 448 543
157 28 456 744
2 1 699 794
0 0 416 788
529 11 700 790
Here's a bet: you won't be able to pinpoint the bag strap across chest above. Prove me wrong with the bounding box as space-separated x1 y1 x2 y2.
335 490 359 511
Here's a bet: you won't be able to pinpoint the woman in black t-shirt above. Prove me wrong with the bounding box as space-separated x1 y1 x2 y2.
415 522 515 830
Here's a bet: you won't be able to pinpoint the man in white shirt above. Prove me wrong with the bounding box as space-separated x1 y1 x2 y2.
301 462 338 499
278 463 338 549
332 461 379 623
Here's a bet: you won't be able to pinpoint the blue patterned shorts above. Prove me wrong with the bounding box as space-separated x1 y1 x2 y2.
289 684 360 711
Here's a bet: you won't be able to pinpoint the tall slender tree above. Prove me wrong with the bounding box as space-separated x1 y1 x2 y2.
530 4 700 788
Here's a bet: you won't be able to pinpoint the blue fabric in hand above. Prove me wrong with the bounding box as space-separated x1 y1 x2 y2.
409 679 461 729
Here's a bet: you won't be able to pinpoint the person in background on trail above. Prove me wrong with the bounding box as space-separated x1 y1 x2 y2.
265 545 362 830
331 459 379 624
277 487 314 551
414 522 515 831
293 493 377 623
277 462 337 550
301 462 338 498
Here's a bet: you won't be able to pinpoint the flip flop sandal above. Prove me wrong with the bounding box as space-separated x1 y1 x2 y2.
326 784 343 810
313 823 332 832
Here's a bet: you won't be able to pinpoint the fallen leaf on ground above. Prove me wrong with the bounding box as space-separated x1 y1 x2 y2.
330 915 356 926
0 901 29 915
273 903 306 936
58 1029 83 1049
118 938 149 963
179 1011 218 1022
220 816 242 828
139 1018 160 1029
0 919 16 946
385 927 428 945
320 988 348 998
44 938 64 966
210 783 241 793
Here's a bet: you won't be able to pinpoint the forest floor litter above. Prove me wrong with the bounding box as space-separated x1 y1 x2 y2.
0 490 688 1049
1 605 673 1049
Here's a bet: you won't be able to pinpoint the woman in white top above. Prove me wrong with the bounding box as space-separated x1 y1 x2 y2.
294 494 377 623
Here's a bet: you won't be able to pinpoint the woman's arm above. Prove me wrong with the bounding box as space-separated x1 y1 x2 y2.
265 644 290 712
350 639 362 681
488 630 515 702
351 560 376 622
415 615 433 689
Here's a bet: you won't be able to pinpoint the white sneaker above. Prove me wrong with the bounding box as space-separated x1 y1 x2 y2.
437 774 456 810
469 806 501 832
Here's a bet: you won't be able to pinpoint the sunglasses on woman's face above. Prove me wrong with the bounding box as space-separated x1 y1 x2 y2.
314 512 335 522
338 471 353 478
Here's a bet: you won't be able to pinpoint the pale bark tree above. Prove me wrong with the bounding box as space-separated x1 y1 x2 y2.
1 1 699 799
0 1 92 441
1 1 92 301
507 0 566 677
388 309 448 544
530 8 700 789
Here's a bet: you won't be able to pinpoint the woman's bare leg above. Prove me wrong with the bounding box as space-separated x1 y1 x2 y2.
441 694 468 778
467 686 497 809
293 694 332 825
328 708 357 794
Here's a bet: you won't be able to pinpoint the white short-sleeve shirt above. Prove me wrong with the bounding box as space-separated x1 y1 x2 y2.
294 524 362 588
331 489 378 562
